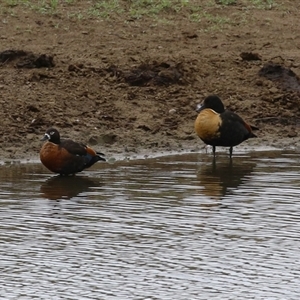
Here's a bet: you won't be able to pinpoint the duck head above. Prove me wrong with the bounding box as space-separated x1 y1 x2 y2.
196 95 225 114
41 128 60 144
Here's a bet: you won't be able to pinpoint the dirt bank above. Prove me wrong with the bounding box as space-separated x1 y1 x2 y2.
1 1 300 162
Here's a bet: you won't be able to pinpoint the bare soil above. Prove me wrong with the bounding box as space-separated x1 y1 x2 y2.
1 1 300 162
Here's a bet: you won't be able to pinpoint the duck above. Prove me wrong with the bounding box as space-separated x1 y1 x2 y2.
40 128 106 175
194 95 257 157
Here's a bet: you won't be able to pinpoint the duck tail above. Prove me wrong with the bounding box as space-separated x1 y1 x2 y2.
250 125 259 131
250 124 258 138
84 153 106 169
96 152 106 162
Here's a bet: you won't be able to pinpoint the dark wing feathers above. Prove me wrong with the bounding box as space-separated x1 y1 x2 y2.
224 111 257 138
60 139 88 156
60 139 106 162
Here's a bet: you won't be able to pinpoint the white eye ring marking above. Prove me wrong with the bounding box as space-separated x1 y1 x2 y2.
45 133 51 139
50 131 55 136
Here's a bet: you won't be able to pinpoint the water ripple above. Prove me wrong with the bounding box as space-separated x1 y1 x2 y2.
0 151 300 299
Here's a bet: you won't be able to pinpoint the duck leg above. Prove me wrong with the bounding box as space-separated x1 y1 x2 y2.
212 145 216 156
229 146 233 158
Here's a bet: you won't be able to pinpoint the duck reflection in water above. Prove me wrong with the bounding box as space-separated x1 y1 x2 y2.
197 156 256 200
40 175 99 200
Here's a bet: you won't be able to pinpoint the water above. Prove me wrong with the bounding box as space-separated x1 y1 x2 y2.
1 150 300 299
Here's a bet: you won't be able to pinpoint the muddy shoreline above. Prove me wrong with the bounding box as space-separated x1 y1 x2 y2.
1 2 300 164
1 134 299 166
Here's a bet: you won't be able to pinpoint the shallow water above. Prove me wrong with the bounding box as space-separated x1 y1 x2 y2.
1 150 300 299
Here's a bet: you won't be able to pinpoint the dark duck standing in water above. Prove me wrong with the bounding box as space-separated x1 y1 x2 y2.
40 128 106 175
194 95 258 157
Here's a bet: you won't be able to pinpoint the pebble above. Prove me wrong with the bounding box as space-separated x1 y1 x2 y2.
269 87 278 94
